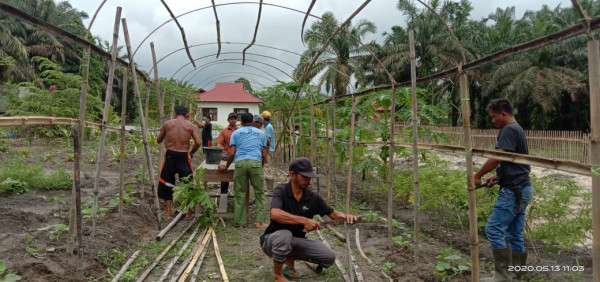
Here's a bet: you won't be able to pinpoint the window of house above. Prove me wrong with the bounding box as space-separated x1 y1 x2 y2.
202 108 218 121
233 108 249 115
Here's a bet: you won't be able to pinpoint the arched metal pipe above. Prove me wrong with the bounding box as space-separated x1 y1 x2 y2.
201 75 267 90
197 71 277 86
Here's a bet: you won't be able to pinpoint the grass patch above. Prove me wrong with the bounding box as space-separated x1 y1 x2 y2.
0 160 72 192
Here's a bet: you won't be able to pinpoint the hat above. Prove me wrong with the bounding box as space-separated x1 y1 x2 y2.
261 110 271 118
289 157 318 178
228 112 238 119
253 114 264 124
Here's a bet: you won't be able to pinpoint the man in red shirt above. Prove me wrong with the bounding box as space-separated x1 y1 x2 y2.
217 112 239 213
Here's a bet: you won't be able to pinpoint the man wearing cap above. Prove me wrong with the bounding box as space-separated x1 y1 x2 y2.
216 112 239 213
253 114 271 149
218 112 268 228
260 157 361 281
262 110 276 190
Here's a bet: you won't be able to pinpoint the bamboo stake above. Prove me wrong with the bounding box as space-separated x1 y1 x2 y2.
459 66 480 280
331 95 337 205
178 226 214 282
211 228 229 282
135 219 196 282
387 84 396 243
143 82 150 185
157 226 203 282
119 70 128 218
290 110 295 160
309 87 317 166
299 109 303 157
156 211 184 241
345 97 357 282
122 18 162 230
587 39 600 282
111 250 140 282
355 228 393 282
72 125 84 280
325 107 332 203
170 93 175 119
92 7 122 234
317 229 350 282
190 241 209 281
168 234 207 282
151 42 166 200
408 30 421 263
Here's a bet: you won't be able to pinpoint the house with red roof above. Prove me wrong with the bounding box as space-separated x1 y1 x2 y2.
196 83 263 128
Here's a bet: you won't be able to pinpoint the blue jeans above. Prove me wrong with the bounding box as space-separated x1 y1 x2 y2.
485 186 533 252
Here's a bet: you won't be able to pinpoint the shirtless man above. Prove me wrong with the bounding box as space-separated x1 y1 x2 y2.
157 105 201 219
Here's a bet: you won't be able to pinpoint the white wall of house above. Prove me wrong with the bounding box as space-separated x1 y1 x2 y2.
198 102 260 128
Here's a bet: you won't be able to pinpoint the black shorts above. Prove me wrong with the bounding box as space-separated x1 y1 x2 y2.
157 150 193 200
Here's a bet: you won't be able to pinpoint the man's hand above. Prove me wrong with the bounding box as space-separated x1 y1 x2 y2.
303 218 322 232
217 164 227 171
345 214 362 224
484 174 498 187
474 177 482 186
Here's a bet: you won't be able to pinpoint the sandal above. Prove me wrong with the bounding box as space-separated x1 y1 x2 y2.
282 266 303 279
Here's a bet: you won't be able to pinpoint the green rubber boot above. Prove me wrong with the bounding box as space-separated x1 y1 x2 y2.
481 248 512 282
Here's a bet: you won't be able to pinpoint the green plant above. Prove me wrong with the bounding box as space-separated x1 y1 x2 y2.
434 247 471 281
173 169 216 219
0 261 21 282
392 234 412 248
25 235 34 244
381 261 398 275
48 194 66 217
37 224 69 241
0 178 28 194
42 153 55 162
0 140 10 153
65 153 74 162
17 149 30 157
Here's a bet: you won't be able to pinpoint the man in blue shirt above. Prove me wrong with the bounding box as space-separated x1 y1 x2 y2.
219 112 268 227
262 111 276 190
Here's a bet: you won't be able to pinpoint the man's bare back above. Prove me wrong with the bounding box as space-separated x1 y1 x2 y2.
157 116 201 153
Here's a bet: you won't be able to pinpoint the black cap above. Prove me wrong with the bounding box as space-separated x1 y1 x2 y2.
228 112 238 118
289 157 318 178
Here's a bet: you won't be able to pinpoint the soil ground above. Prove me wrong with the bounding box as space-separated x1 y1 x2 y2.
0 136 593 281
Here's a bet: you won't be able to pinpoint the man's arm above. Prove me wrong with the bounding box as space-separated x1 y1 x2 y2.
474 149 504 185
328 210 361 224
261 146 267 166
218 146 236 170
270 208 322 232
217 130 225 147
190 126 201 155
194 120 205 128
157 124 167 144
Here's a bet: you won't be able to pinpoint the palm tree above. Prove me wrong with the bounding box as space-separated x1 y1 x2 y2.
294 11 376 99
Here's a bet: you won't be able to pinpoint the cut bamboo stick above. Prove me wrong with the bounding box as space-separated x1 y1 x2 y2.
325 225 346 242
156 211 184 241
325 107 331 203
409 30 421 263
157 226 204 282
190 240 210 282
122 18 161 230
309 88 317 166
345 97 357 282
331 95 337 205
72 125 84 280
354 228 393 282
111 250 140 282
211 228 229 282
119 70 128 218
178 226 214 282
317 229 350 282
135 219 196 282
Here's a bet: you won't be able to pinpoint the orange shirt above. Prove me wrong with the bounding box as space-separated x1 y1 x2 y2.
218 125 239 153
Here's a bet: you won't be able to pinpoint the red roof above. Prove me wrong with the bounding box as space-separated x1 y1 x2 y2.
197 83 263 103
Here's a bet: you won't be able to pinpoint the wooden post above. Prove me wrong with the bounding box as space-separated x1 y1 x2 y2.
122 18 162 230
345 97 357 282
409 30 421 263
290 110 295 160
298 108 303 157
387 83 396 242
143 81 150 185
72 125 84 280
325 107 331 203
92 7 122 233
170 93 175 119
151 42 165 200
119 71 128 218
459 64 480 279
587 39 600 282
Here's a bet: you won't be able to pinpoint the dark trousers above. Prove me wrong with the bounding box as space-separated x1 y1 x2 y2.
261 229 335 267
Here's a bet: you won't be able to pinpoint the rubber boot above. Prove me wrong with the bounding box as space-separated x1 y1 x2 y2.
481 248 512 282
511 251 527 281
217 194 228 213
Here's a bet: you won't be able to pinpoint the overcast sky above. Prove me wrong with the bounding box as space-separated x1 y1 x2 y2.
67 0 570 91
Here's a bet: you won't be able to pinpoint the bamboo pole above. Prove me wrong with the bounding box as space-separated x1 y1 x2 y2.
309 87 317 166
158 226 203 282
143 82 150 185
170 94 175 119
408 30 421 263
122 18 161 230
119 70 128 218
92 7 122 234
331 95 337 205
111 250 140 282
290 110 295 160
211 228 229 282
459 66 479 280
159 0 196 67
178 226 214 282
190 243 209 282
168 233 210 282
588 39 600 282
355 229 393 282
156 211 183 241
135 219 196 282
151 42 166 200
72 125 84 280
345 97 357 282
299 109 303 157
387 84 396 242
325 107 332 203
